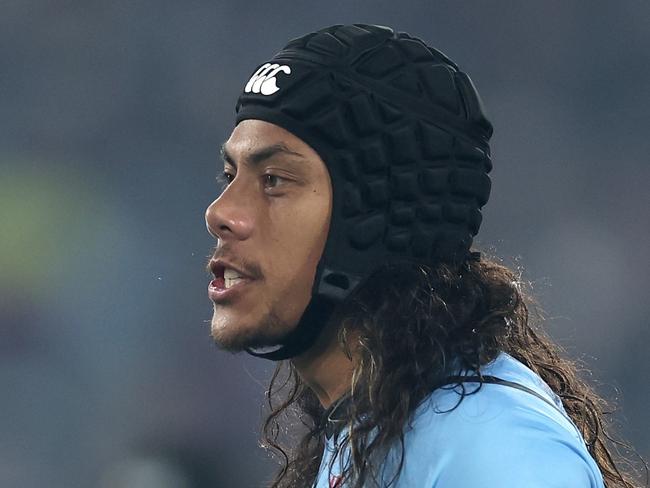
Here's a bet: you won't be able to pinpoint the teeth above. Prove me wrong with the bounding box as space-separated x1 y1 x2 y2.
224 268 243 280
223 267 249 289
225 277 244 289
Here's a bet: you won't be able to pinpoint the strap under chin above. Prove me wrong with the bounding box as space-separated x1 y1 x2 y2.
245 294 337 361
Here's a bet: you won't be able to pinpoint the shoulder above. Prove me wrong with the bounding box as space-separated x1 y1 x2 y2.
385 352 605 487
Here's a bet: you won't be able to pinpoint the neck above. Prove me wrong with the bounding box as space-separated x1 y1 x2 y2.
290 322 355 409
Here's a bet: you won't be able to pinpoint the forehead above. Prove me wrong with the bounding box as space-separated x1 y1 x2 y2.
224 119 314 158
221 120 329 180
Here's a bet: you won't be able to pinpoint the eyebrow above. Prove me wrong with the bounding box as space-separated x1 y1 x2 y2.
220 142 307 170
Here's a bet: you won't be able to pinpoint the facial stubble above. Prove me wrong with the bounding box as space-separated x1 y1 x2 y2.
210 301 294 352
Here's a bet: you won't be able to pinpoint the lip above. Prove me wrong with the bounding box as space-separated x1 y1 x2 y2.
208 276 255 302
209 259 254 280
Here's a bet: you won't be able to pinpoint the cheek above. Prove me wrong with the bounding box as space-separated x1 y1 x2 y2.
269 223 322 291
265 202 329 316
260 256 313 328
270 197 329 267
292 206 328 269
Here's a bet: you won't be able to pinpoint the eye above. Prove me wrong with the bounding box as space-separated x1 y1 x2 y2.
215 172 288 191
215 171 234 188
263 174 287 189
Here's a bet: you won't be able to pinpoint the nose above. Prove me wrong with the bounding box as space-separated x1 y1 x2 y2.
205 191 254 241
205 201 219 238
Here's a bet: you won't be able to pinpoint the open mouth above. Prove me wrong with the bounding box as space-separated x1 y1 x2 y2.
208 259 256 301
208 276 254 301
210 275 251 291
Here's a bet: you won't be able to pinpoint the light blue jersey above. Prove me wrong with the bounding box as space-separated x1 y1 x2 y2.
314 351 605 487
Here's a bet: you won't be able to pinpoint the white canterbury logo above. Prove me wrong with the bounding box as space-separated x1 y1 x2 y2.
244 63 292 95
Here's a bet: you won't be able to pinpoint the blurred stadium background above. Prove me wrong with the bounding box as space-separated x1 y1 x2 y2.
1 1 649 486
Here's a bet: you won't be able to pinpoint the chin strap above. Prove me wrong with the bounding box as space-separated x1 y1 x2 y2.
244 263 362 362
245 293 337 361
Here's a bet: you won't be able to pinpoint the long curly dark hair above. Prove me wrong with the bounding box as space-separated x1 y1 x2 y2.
260 251 647 488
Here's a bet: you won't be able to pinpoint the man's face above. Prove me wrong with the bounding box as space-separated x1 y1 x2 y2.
205 119 332 351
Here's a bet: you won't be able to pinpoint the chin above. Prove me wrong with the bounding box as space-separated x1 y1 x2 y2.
210 309 293 352
210 330 250 352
